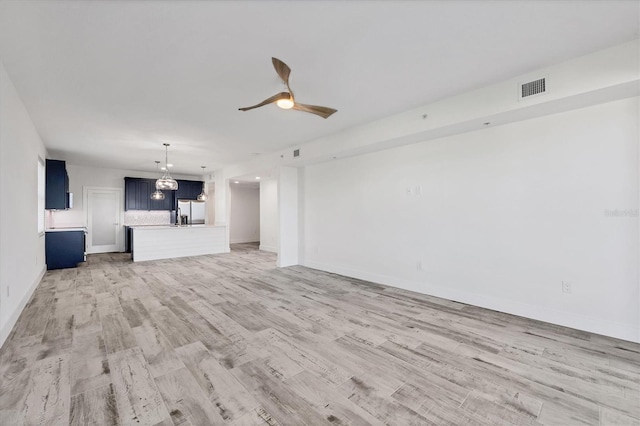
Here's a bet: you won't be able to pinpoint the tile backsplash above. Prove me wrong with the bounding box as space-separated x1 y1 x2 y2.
124 210 171 226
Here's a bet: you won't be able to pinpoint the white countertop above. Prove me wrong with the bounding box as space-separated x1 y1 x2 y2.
130 224 223 230
45 227 87 232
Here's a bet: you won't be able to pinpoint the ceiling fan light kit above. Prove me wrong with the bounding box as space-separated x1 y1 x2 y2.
276 97 294 109
239 57 337 119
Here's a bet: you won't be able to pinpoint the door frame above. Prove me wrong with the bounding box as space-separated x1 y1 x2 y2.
84 186 124 254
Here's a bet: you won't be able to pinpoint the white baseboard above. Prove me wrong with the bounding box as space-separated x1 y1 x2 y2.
303 259 640 344
259 244 278 253
230 238 260 244
0 266 46 349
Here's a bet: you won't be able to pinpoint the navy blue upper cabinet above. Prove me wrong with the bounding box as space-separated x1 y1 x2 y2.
125 178 148 211
176 180 204 201
124 177 201 210
150 187 174 210
125 177 175 211
45 159 69 209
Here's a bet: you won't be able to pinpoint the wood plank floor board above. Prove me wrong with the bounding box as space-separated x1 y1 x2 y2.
293 331 405 395
131 323 185 378
120 298 152 329
74 302 102 336
21 353 71 425
70 383 120 426
96 292 124 317
419 399 489 426
188 300 253 345
340 374 434 425
10 292 55 339
230 360 330 425
148 307 199 349
460 390 542 425
175 341 261 423
70 331 111 396
184 310 235 356
75 284 97 306
0 338 37 414
412 342 605 425
101 312 138 355
285 370 385 426
227 409 271 426
0 243 638 425
154 367 226 425
108 347 172 426
41 303 75 351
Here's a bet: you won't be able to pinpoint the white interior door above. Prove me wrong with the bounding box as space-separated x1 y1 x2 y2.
87 188 121 253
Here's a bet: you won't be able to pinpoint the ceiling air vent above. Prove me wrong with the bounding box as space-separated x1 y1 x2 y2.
519 77 546 100
293 149 300 158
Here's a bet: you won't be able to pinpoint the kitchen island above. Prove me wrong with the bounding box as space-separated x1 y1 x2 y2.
131 225 227 262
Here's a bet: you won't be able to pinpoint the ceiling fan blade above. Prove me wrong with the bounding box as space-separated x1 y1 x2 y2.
291 103 337 119
272 57 291 86
238 92 291 111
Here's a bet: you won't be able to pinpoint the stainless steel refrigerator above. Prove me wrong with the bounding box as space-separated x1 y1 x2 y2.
177 200 206 225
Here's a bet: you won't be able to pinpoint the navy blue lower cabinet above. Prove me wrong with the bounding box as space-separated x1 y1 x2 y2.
45 230 85 270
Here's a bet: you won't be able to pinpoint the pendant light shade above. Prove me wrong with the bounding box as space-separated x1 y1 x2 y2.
150 161 166 200
150 190 165 200
196 166 207 201
156 143 178 191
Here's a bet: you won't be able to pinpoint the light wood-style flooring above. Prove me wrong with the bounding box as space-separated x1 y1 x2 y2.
0 243 638 425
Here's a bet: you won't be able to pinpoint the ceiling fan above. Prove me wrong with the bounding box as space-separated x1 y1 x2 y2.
239 57 337 119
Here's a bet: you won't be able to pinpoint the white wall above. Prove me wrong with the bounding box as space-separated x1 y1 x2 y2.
206 185 215 225
229 184 260 244
0 60 47 347
278 167 299 267
303 98 639 342
260 179 278 253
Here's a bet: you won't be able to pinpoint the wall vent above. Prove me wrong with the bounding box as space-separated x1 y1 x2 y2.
293 149 300 158
520 77 546 99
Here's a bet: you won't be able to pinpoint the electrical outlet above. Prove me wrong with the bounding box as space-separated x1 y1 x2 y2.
416 261 423 271
562 281 572 294
415 186 422 196
406 187 413 196
6 286 9 298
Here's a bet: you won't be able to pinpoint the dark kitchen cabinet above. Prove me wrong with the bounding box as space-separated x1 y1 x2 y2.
125 226 132 253
46 230 85 270
150 188 174 211
45 159 70 209
176 180 204 201
125 177 149 211
125 177 174 211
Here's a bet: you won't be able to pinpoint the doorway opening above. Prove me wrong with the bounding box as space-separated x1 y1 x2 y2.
229 180 261 246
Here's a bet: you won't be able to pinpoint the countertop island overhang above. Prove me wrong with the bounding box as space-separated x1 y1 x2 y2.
131 225 228 262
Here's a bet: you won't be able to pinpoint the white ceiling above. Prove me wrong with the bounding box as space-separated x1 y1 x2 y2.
0 0 638 175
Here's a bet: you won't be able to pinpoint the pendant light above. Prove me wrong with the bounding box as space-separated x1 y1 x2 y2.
150 161 165 200
156 143 178 191
196 166 207 201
